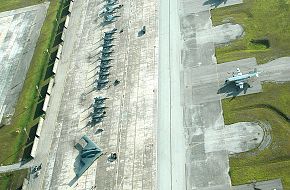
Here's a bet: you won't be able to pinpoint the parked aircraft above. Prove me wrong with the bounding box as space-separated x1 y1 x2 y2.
225 68 260 89
104 15 120 22
75 135 102 176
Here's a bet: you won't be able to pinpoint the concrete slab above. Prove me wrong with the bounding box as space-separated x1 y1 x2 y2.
205 122 264 154
28 0 158 189
0 3 49 120
258 57 290 82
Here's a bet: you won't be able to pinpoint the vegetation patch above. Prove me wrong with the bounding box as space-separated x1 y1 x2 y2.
0 0 45 12
0 0 70 189
222 82 290 189
211 0 290 64
0 169 28 190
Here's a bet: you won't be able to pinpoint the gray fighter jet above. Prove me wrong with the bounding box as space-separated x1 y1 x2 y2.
100 67 111 72
102 4 123 14
100 65 113 69
101 51 114 57
105 28 117 34
104 15 120 22
103 35 115 40
102 44 115 49
99 72 110 76
99 75 109 81
106 0 118 6
101 47 114 53
92 116 104 124
102 46 114 52
100 60 111 66
75 135 102 177
99 56 113 61
94 96 108 102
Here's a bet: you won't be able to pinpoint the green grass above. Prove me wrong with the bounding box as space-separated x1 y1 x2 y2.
0 169 28 190
211 0 290 64
0 0 69 189
222 82 290 189
0 0 45 12
0 0 62 166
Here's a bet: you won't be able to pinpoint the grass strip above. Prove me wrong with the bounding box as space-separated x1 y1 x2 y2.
223 82 290 189
211 0 290 64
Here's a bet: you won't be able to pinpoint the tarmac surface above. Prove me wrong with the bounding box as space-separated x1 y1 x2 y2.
0 3 49 124
27 0 158 189
158 0 285 190
0 0 288 189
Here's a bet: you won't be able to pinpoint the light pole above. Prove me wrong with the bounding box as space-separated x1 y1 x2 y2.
23 128 29 140
36 85 42 98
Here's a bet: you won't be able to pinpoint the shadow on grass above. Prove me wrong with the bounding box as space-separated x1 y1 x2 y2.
33 100 44 120
44 64 54 80
61 3 70 18
21 124 38 161
236 104 290 122
40 83 49 100
53 32 63 48
49 49 58 64
56 20 65 34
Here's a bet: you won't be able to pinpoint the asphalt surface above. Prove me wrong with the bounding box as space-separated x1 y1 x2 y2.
0 3 49 124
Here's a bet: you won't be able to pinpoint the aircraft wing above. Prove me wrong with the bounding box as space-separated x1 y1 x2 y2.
76 135 103 177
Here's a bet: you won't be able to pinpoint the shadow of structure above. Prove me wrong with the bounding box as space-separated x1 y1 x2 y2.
22 124 38 161
33 100 45 119
203 0 228 7
217 81 250 99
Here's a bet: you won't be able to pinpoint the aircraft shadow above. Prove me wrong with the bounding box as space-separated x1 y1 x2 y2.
203 0 228 7
217 82 249 99
68 143 82 186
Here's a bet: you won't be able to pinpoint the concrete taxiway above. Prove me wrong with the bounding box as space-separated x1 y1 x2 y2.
27 0 158 189
158 0 285 189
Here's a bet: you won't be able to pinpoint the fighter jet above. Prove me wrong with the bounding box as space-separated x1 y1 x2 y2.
105 28 117 34
93 107 107 115
102 47 114 52
104 4 123 13
92 116 104 124
94 96 109 102
99 71 110 76
100 60 112 66
225 68 260 89
99 56 113 61
97 78 110 84
94 99 104 105
100 65 113 70
101 51 114 57
104 14 120 22
99 75 109 81
102 43 115 49
75 135 102 177
106 0 118 6
99 4 122 16
103 34 115 40
92 112 106 119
